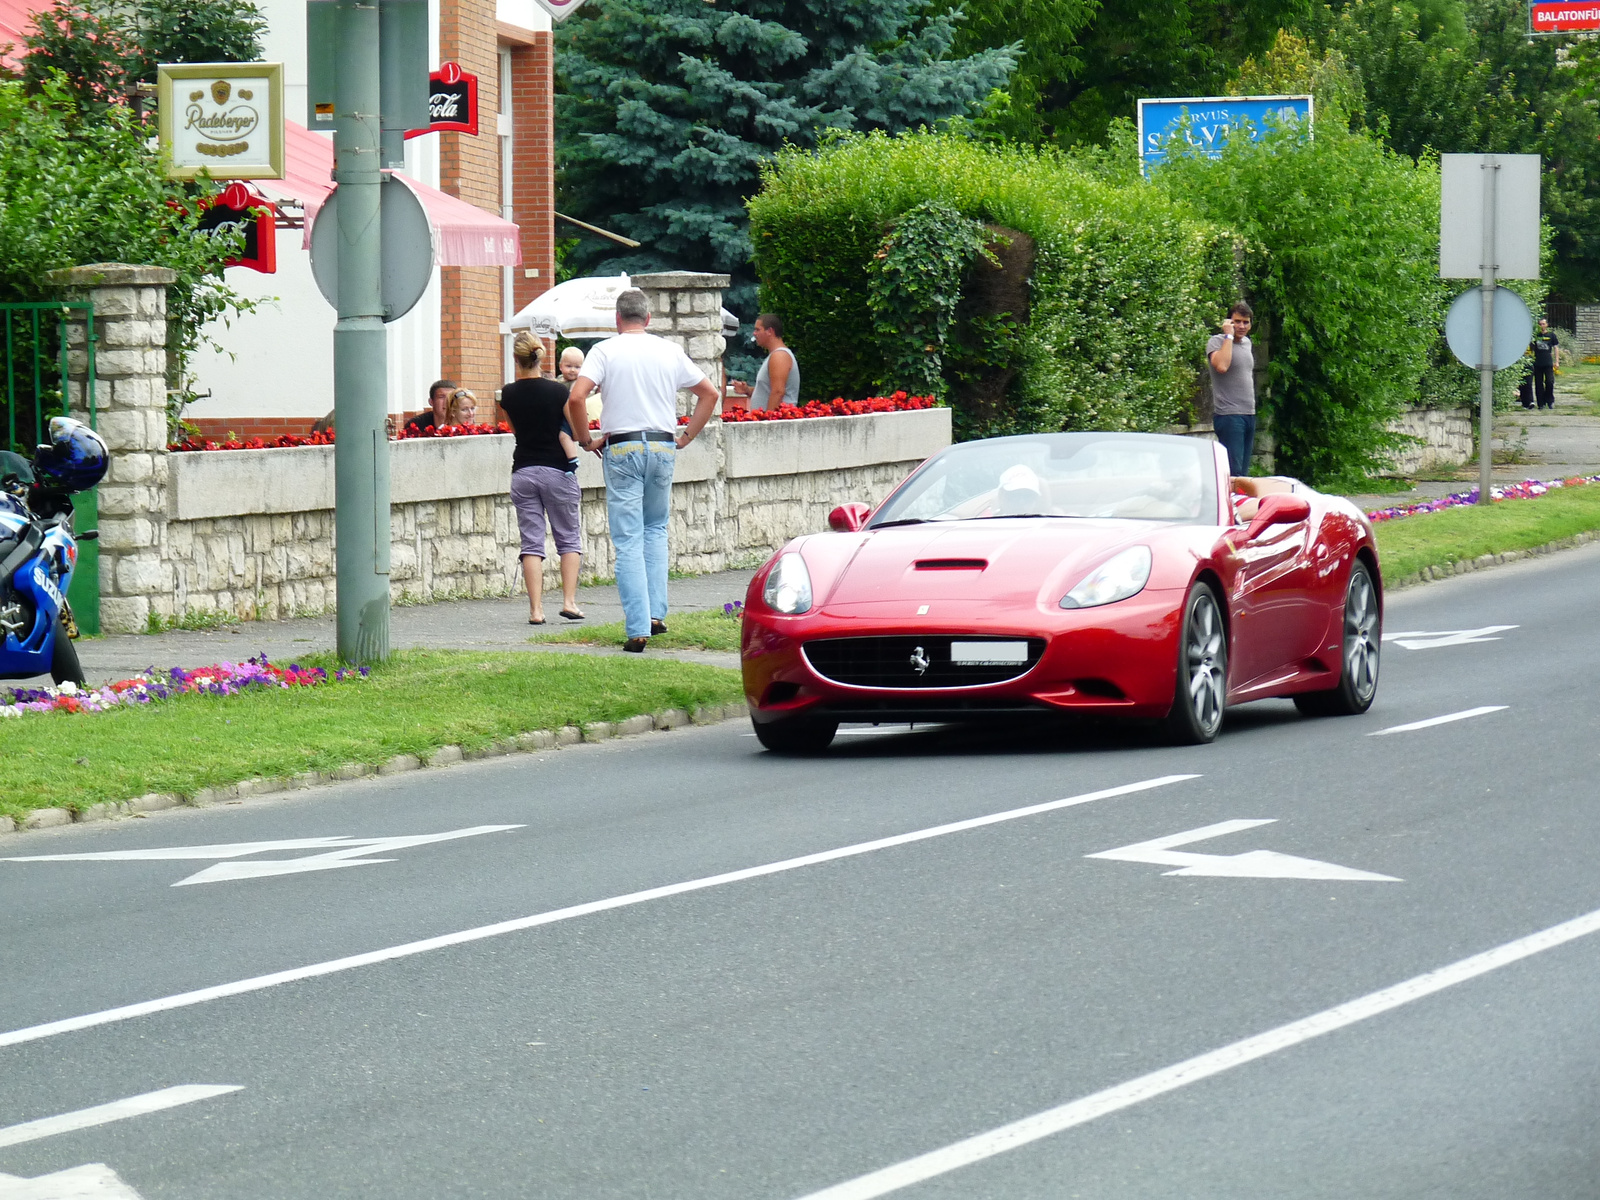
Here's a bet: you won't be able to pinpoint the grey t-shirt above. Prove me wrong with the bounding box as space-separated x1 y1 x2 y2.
1206 333 1255 416
750 346 799 411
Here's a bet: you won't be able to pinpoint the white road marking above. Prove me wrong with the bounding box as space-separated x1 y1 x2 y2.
0 1085 241 1149
2 826 524 887
1370 706 1508 736
0 776 1198 1050
0 1162 144 1198
1086 820 1400 881
791 903 1600 1200
1382 625 1517 650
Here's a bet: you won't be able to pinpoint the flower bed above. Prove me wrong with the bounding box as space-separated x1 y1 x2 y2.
169 423 509 452
1 657 367 718
1366 474 1600 522
720 392 939 423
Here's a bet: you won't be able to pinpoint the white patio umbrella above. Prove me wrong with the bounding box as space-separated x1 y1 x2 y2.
507 274 633 339
507 273 743 340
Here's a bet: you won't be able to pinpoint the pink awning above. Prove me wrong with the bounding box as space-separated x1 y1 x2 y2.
0 0 40 68
261 120 521 268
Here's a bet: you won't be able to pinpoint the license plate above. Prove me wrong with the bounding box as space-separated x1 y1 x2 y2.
950 640 1029 666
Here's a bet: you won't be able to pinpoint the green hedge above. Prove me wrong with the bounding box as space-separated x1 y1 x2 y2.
749 132 1236 437
1153 124 1459 483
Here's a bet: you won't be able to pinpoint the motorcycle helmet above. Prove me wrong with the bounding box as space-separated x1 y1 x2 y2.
33 416 108 493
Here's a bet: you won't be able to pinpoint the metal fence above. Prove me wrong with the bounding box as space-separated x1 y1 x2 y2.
1547 300 1576 333
1 301 99 634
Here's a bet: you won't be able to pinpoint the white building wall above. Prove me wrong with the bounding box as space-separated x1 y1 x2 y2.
188 0 453 426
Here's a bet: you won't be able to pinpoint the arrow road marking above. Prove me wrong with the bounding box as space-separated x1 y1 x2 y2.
1370 705 1508 736
1382 625 1517 649
0 1085 242 1150
0 1162 145 1198
0 1087 241 1199
0 775 1198 1051
2 826 524 887
1086 819 1400 881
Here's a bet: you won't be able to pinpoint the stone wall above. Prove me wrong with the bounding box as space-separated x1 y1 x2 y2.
46 264 178 636
1249 405 1473 477
1383 405 1475 475
147 407 950 627
1576 304 1600 356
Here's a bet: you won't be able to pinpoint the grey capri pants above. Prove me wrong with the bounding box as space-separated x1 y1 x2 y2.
511 465 582 558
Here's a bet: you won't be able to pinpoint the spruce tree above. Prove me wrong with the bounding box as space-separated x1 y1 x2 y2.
555 0 1018 370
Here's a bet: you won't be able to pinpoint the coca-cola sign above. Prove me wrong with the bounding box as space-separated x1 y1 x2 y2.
404 62 478 139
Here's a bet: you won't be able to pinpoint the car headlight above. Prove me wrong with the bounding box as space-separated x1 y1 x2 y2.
1060 546 1152 609
763 552 813 614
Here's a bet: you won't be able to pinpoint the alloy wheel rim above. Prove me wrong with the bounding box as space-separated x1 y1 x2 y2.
1187 595 1225 733
1344 571 1379 702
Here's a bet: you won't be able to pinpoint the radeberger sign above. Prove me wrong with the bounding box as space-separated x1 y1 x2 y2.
158 62 285 180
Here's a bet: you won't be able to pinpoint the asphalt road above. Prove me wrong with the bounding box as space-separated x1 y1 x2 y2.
3 544 1599 1198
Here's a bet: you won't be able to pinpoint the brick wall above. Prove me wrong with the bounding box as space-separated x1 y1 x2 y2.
509 32 555 314
439 0 503 401
187 417 324 442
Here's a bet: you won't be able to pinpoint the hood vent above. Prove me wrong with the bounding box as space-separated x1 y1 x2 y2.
914 558 987 571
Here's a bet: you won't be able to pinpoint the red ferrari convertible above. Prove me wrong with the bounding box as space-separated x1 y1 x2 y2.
741 431 1382 752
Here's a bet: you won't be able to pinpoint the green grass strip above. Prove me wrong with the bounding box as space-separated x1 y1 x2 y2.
1373 482 1600 581
0 650 743 818
530 608 744 653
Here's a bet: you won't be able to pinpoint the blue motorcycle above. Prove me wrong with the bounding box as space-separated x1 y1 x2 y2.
0 417 109 687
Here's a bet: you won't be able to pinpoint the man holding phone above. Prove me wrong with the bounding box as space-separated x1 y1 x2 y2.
1207 301 1256 476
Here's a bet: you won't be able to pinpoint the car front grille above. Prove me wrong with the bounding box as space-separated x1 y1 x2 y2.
802 635 1045 689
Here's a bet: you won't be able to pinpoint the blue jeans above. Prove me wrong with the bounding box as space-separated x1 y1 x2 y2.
603 440 675 638
1214 413 1256 476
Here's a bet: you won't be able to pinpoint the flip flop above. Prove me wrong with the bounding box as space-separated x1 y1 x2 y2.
560 609 585 621
528 618 546 625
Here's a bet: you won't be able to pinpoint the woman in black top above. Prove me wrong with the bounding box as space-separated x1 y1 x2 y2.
502 332 585 623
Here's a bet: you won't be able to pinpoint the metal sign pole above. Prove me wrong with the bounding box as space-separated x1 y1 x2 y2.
1478 157 1499 506
333 0 391 663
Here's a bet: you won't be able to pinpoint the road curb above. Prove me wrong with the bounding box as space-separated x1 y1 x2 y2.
0 702 748 840
1386 528 1599 591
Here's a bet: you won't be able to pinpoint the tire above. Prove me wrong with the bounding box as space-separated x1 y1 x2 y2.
1165 583 1227 745
50 616 85 687
752 716 838 754
1295 560 1380 717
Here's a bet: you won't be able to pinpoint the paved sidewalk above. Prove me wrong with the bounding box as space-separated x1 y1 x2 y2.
1343 382 1600 512
58 568 755 686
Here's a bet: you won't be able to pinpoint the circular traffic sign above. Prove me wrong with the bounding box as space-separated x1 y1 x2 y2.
309 176 435 324
1444 286 1534 371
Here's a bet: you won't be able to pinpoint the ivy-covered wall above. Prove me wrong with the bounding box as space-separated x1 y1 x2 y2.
749 132 1236 440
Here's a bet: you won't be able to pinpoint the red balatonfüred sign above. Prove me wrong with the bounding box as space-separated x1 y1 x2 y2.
1531 2 1600 31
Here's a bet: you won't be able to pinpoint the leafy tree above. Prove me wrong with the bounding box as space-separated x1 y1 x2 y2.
20 3 133 111
0 79 248 413
126 0 268 82
1307 0 1600 299
951 0 1313 146
555 0 1019 367
1156 121 1445 483
21 0 266 109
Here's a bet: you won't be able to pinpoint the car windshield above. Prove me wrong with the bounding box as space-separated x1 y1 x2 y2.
870 433 1218 527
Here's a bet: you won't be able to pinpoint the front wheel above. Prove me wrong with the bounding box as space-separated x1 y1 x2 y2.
1165 584 1227 745
1295 560 1380 717
50 616 85 687
752 716 838 754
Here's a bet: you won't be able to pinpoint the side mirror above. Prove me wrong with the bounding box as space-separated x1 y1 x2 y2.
828 502 871 532
1243 493 1311 542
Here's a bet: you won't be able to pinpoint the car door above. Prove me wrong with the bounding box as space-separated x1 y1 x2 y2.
1225 510 1315 691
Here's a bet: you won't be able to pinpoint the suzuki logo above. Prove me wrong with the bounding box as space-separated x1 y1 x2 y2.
909 645 930 676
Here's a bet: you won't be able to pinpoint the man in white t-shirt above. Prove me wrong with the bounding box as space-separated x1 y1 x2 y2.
566 289 720 652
